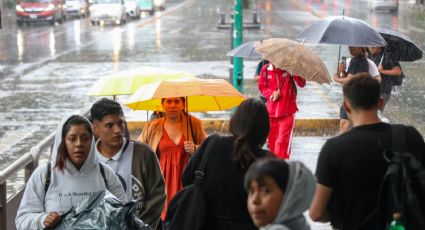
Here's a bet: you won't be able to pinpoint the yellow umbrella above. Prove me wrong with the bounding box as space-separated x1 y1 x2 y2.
124 78 245 112
87 66 195 96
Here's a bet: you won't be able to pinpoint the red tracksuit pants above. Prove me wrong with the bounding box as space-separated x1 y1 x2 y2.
269 114 295 159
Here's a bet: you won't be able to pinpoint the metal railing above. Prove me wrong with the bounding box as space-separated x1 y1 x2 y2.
0 131 55 230
0 109 90 230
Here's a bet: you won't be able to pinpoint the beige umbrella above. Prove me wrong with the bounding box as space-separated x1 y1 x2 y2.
255 38 331 84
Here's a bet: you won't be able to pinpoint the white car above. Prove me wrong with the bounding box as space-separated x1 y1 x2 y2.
154 0 165 10
90 0 127 25
125 0 141 19
65 0 89 18
369 0 399 12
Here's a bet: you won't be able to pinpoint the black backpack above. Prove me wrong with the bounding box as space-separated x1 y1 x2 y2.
376 125 425 230
163 135 218 230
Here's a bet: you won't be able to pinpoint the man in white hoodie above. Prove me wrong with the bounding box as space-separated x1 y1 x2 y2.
90 98 166 229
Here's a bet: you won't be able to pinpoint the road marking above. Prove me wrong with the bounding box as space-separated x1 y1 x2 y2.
137 0 195 28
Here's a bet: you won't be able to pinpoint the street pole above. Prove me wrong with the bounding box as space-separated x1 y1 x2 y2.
232 0 243 93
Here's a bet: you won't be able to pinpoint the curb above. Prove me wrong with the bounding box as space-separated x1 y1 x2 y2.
127 118 339 138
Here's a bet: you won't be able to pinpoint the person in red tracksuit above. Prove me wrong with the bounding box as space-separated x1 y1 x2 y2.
258 63 306 159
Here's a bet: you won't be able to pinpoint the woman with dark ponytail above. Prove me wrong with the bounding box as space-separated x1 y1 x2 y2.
182 98 273 230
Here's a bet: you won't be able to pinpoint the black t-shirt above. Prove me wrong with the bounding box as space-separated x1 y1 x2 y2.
369 52 401 95
316 122 425 230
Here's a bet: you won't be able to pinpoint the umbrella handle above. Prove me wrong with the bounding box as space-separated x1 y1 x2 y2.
337 45 342 74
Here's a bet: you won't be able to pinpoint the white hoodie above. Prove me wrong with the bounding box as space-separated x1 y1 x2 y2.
260 161 316 230
15 114 126 230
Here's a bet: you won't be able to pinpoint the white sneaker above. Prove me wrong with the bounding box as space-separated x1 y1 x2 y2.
378 111 390 123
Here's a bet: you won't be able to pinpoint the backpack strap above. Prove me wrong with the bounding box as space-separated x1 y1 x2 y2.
98 162 108 188
44 162 108 196
391 124 407 153
194 135 219 187
44 162 52 198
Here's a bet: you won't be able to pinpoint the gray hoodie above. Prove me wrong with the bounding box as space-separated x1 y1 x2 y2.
260 161 316 230
16 114 126 230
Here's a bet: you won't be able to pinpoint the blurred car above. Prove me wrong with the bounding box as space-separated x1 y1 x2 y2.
65 0 89 18
369 0 399 12
153 0 165 10
125 0 141 19
90 0 127 25
15 0 66 26
138 0 154 15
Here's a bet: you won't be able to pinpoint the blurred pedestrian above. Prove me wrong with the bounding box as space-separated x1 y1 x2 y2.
310 73 425 230
367 46 402 111
245 158 315 230
139 97 207 220
254 59 270 81
90 98 166 229
334 46 381 133
254 59 270 103
258 62 306 159
182 98 273 230
16 115 126 230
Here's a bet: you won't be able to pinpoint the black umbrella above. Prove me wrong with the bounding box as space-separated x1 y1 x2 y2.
376 27 423 62
226 41 261 58
297 16 386 47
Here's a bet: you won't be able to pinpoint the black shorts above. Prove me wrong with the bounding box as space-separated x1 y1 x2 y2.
340 105 348 120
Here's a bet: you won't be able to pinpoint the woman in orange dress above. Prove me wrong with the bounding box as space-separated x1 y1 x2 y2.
139 97 207 220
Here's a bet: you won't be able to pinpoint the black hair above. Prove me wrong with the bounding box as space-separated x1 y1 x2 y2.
230 98 270 170
343 73 381 110
244 158 289 193
90 98 123 122
56 115 93 172
347 47 369 75
161 97 186 105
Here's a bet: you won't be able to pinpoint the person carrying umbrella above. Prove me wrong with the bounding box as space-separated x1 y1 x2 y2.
334 46 381 133
138 97 207 221
258 62 306 159
367 46 402 112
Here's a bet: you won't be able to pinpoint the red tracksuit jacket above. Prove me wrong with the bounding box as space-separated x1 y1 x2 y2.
258 64 306 117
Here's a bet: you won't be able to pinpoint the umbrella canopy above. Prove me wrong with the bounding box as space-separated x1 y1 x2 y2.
124 78 245 112
226 41 261 58
297 16 386 47
376 27 423 62
254 38 331 84
87 66 195 96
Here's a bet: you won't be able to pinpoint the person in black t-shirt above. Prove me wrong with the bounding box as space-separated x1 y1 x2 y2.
368 47 402 111
309 73 425 230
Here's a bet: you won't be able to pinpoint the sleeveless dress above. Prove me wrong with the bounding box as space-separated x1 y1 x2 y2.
157 128 191 219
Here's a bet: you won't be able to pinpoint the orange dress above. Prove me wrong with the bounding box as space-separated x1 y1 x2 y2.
157 129 191 220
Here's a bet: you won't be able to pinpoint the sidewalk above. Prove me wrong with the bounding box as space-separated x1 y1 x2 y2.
292 137 332 230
